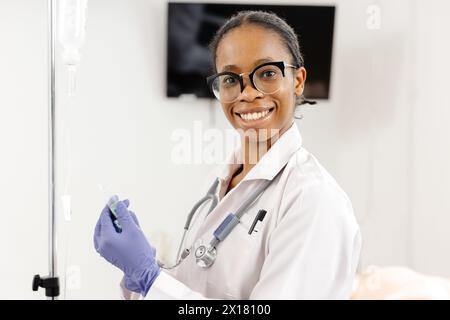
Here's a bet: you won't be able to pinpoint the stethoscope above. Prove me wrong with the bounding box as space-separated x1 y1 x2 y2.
158 165 285 270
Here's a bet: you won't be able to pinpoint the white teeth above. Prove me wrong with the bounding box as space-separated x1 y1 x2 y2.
239 110 270 121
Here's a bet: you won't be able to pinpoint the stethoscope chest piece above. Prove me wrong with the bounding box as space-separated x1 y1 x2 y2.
195 245 217 268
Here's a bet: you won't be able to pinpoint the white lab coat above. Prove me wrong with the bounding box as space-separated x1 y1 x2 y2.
121 122 361 300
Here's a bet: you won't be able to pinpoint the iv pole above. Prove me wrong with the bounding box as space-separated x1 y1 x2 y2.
32 0 60 299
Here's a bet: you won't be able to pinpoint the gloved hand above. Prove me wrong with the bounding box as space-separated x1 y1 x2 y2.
94 199 161 296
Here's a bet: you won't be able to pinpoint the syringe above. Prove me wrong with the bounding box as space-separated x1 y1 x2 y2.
98 184 122 233
106 195 122 233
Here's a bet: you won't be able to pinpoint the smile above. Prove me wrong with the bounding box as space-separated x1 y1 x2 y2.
235 107 275 122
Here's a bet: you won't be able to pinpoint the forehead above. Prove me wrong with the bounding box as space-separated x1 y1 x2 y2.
215 24 291 72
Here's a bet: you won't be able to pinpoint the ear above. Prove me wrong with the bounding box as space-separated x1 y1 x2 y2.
294 67 307 97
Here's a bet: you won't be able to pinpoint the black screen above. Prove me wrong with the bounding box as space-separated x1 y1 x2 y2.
167 2 335 100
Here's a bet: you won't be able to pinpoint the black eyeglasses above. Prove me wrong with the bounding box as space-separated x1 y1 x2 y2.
206 61 300 103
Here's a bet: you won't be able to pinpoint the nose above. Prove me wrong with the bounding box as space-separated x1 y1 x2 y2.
238 74 264 102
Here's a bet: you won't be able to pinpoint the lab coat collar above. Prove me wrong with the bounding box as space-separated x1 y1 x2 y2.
218 122 303 183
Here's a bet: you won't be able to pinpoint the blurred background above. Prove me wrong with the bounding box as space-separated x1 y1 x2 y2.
1 0 449 299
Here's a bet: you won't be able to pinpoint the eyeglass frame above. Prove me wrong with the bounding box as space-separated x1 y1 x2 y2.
206 61 301 102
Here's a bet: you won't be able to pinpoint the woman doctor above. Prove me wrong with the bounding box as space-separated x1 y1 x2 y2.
94 11 361 300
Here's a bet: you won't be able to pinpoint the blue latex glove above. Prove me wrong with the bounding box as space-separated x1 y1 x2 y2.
94 199 161 296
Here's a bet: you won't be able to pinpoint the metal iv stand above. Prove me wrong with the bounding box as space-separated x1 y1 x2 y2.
32 0 60 299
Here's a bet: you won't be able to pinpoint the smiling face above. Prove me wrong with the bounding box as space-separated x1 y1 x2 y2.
215 23 307 141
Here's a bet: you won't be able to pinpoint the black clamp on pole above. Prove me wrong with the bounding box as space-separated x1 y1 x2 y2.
32 274 60 298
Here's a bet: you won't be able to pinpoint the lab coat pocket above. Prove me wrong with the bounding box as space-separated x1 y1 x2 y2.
219 213 264 299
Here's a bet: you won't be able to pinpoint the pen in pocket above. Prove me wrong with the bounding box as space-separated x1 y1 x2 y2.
248 209 267 235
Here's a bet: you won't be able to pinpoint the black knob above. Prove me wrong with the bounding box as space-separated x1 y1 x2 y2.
32 274 41 291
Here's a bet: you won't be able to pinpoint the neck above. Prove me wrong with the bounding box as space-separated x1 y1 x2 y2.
239 122 294 177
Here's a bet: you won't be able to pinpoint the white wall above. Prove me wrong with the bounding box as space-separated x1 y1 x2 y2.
0 0 48 299
1 0 449 299
409 1 450 276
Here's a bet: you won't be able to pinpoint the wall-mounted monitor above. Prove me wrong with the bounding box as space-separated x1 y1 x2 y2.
167 2 335 100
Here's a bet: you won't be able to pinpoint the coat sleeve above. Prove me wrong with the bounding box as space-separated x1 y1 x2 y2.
249 179 362 299
120 269 216 300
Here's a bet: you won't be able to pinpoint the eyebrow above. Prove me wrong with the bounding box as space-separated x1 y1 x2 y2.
220 57 274 73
